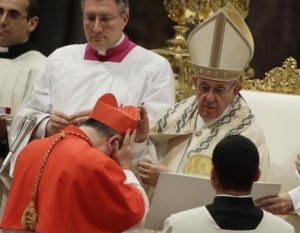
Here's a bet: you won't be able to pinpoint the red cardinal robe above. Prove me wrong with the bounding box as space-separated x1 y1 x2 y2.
1 125 145 233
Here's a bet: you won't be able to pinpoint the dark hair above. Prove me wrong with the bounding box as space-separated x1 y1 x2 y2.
27 0 40 18
212 135 259 192
82 118 119 137
81 0 129 13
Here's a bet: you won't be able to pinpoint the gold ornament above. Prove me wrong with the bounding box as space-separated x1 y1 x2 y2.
21 201 38 231
184 154 212 176
242 57 300 94
196 0 250 23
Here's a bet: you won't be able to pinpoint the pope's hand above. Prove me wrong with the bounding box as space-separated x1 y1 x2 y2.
134 106 149 143
46 111 71 136
138 160 170 187
255 193 294 215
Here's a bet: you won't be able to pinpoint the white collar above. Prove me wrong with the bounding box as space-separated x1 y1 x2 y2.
196 105 231 129
97 33 125 56
0 47 9 53
216 194 252 198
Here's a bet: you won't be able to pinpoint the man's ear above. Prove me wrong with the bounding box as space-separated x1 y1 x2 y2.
254 169 261 182
233 82 242 96
107 135 121 152
121 9 129 29
27 16 39 33
210 165 217 189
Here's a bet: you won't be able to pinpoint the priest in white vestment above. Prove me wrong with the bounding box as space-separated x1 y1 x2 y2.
0 0 45 144
6 0 175 178
0 0 45 116
0 0 45 223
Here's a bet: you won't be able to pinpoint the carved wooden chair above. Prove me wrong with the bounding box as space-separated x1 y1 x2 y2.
241 57 300 232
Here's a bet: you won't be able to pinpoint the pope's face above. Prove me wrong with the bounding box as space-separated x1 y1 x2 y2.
82 0 129 51
194 76 241 121
0 0 38 47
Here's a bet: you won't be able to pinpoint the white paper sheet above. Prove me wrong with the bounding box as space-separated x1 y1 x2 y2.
145 172 281 230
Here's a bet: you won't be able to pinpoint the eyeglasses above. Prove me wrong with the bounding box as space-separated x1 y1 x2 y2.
83 13 122 26
197 82 237 97
0 7 28 22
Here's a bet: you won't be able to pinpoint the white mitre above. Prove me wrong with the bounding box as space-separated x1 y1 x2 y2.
187 4 254 81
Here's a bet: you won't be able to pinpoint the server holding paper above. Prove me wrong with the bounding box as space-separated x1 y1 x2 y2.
162 135 294 233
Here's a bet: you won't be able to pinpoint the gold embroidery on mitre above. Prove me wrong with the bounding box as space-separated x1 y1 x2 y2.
191 64 242 81
183 155 212 176
210 13 226 68
21 201 38 231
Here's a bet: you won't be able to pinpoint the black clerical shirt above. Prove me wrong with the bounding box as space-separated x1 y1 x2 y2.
0 40 35 59
206 196 263 230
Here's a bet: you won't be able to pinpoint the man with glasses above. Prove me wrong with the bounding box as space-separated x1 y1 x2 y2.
138 5 270 188
0 0 45 155
0 0 45 114
0 0 45 220
7 0 174 177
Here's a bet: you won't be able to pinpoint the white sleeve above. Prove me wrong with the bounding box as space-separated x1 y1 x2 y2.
132 138 158 165
141 59 175 127
8 56 53 177
288 170 300 215
33 117 50 139
162 217 174 233
123 169 149 233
